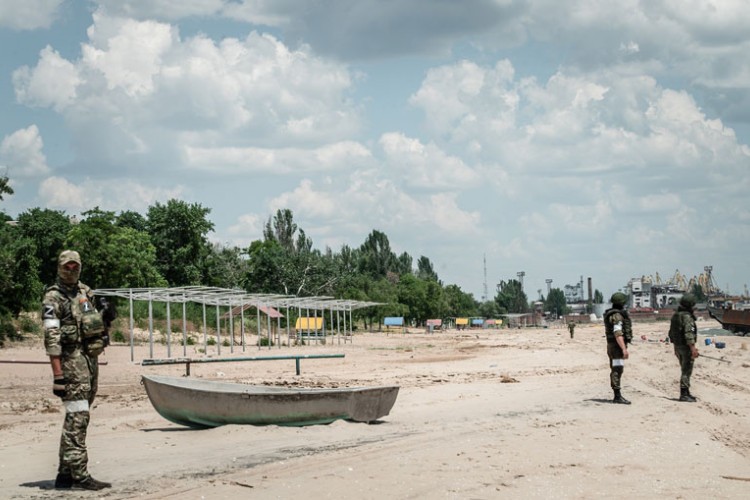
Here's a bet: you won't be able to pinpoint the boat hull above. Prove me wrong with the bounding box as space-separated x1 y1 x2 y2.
708 307 750 335
141 375 399 428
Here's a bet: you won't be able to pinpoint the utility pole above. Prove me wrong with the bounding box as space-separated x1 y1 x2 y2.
482 254 488 302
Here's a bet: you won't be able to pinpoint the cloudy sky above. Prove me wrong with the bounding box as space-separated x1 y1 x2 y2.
1 0 749 300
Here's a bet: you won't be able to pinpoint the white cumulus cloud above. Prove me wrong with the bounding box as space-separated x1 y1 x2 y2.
379 133 480 190
12 10 361 172
184 141 371 174
0 0 63 30
13 46 80 111
38 176 184 213
0 125 50 177
82 11 176 97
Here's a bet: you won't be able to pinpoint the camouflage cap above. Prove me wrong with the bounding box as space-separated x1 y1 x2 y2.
58 250 81 266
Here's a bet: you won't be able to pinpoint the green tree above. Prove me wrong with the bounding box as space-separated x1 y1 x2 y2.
416 255 438 281
243 239 286 294
288 245 325 296
594 289 604 304
311 248 342 296
63 208 118 287
337 244 359 274
116 210 147 232
395 251 413 275
264 208 297 251
147 199 214 286
16 208 72 286
397 274 428 323
205 243 248 289
329 244 360 296
248 210 340 297
295 228 313 254
495 279 529 314
544 288 570 318
367 277 404 325
65 208 166 288
443 284 478 317
358 230 397 279
478 300 500 318
0 173 13 201
0 222 44 316
423 279 444 320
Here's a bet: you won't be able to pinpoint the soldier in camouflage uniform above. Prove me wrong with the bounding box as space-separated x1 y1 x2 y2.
668 293 699 402
42 250 111 491
603 292 633 404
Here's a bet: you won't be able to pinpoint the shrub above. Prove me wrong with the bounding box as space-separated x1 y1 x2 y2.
258 337 274 347
19 315 41 335
0 314 22 342
0 314 12 346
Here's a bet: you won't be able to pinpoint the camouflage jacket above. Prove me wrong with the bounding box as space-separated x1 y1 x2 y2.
668 308 697 346
42 280 97 357
604 308 632 344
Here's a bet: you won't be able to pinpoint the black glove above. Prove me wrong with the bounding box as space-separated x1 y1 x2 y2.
53 377 67 399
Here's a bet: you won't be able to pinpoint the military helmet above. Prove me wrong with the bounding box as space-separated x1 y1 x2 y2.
679 293 697 309
610 292 628 307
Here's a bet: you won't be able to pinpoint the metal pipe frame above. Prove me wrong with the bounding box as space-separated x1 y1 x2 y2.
93 286 381 361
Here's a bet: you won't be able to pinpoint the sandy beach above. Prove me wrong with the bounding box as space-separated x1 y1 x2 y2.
1 318 749 499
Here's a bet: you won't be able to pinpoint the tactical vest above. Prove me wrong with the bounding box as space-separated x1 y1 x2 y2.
46 282 106 355
668 310 696 345
604 308 632 344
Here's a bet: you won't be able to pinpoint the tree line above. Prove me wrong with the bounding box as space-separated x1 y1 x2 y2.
2 174 576 339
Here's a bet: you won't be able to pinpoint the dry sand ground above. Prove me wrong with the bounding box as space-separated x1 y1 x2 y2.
1 318 750 499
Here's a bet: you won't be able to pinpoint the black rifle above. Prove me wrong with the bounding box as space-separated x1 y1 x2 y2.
95 296 117 346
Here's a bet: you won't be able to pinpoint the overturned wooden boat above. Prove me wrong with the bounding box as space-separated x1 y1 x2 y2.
141 375 399 428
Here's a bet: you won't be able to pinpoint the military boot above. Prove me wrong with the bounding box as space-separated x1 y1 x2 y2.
613 390 631 405
679 387 696 402
54 472 73 489
71 476 112 491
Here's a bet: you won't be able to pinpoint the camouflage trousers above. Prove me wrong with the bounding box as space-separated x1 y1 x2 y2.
674 345 694 390
58 348 98 480
607 342 625 391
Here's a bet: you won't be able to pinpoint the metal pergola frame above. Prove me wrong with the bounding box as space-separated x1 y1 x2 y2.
93 286 381 361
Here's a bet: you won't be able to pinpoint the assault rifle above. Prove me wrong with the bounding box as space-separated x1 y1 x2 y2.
95 296 117 346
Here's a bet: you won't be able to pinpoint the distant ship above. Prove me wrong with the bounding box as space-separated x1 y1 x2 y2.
707 305 750 336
